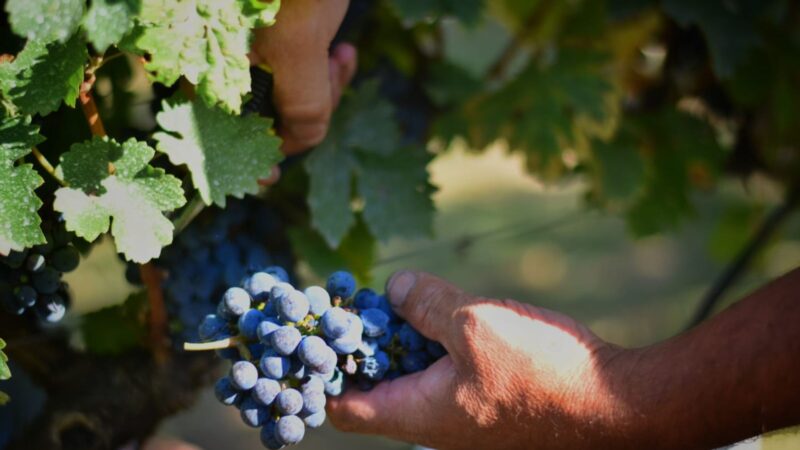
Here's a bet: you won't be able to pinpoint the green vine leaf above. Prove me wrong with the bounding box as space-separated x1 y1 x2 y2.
0 115 46 255
54 137 186 263
154 98 283 207
5 0 84 43
239 0 281 27
82 0 139 53
0 35 88 117
134 0 259 113
305 81 435 247
81 291 147 355
0 338 10 405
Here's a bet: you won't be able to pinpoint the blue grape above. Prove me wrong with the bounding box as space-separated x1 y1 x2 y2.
32 267 60 294
300 375 325 394
26 254 45 273
260 349 291 379
34 294 65 322
401 351 430 373
238 309 266 340
14 285 37 308
323 368 344 396
275 388 303 415
304 286 331 316
270 282 293 304
359 350 390 381
275 415 305 446
320 307 350 339
360 308 389 337
297 336 330 371
1 251 26 269
398 322 425 351
260 419 284 450
219 287 252 319
356 339 378 358
326 270 356 299
376 294 398 322
270 326 302 355
244 272 277 301
231 361 259 390
276 290 310 323
240 397 269 427
198 314 228 341
288 356 306 380
214 377 239 406
329 335 360 355
256 318 281 344
264 266 290 283
51 246 80 272
354 288 381 310
301 389 326 415
251 378 281 406
302 411 326 429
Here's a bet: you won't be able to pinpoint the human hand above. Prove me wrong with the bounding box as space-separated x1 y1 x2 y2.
250 0 357 158
326 271 635 450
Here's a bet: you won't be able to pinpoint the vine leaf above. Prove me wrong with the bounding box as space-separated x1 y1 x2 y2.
0 338 9 404
154 98 283 207
134 0 262 113
81 291 148 355
5 0 84 43
54 137 186 263
82 0 139 53
305 81 435 247
0 115 46 255
0 35 88 117
239 0 281 27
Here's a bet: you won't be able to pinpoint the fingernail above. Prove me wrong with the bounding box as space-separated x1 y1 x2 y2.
387 271 416 307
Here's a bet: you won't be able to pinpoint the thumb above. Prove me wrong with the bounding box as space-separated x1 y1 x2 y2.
386 271 476 349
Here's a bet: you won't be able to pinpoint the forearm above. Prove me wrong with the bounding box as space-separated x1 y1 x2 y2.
618 267 800 449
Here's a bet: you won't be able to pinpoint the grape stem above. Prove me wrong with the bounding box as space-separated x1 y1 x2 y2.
140 264 169 363
30 147 67 187
183 336 245 351
172 193 206 235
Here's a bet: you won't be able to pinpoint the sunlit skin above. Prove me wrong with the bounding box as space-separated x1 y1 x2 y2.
327 268 800 449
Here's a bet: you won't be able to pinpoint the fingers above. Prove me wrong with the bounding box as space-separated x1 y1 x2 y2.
327 356 457 441
257 165 281 186
386 271 477 349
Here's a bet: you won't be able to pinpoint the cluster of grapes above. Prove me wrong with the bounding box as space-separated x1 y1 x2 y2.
128 198 294 342
193 269 446 449
0 223 78 323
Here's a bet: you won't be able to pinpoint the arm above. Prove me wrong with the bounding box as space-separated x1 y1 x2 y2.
326 268 800 450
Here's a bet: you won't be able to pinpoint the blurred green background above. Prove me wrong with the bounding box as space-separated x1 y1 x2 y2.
66 144 800 449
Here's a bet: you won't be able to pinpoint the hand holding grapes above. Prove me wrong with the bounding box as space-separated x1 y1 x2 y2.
326 270 627 449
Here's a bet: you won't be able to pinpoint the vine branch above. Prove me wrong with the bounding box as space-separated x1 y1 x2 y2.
685 188 799 330
139 264 169 362
484 0 554 84
172 193 206 235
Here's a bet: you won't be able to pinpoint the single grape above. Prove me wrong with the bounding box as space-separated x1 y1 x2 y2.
354 288 381 310
398 322 425 351
326 270 356 299
302 410 326 429
360 308 389 337
219 287 252 319
323 368 344 396
275 388 303 415
270 326 302 355
1 250 27 269
376 294 398 322
244 272 277 301
300 375 325 394
238 309 266 340
14 285 37 308
401 350 430 373
230 361 259 390
25 253 46 273
275 415 305 446
251 378 281 406
359 350 390 381
260 349 291 379
269 282 293 304
215 377 240 406
288 356 306 380
260 419 284 450
320 307 351 339
297 336 329 371
263 266 290 283
304 286 331 316
301 389 326 415
276 290 310 323
256 318 281 344
32 267 60 294
34 294 66 322
198 314 228 341
240 397 269 427
50 246 81 273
